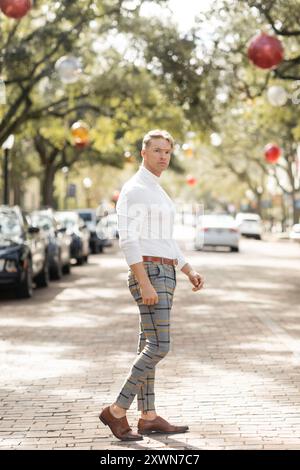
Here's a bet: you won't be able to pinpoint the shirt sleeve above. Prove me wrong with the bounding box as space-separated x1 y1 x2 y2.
116 188 145 267
172 239 187 270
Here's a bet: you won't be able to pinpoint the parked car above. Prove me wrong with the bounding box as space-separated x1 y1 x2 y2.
56 211 90 265
289 224 300 242
31 208 72 278
76 209 108 254
194 213 240 252
0 205 49 298
97 212 119 243
235 212 263 239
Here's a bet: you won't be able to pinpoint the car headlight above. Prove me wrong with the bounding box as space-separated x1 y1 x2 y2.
5 259 18 273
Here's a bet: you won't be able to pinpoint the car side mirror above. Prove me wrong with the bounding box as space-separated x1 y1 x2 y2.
28 225 40 234
57 226 67 233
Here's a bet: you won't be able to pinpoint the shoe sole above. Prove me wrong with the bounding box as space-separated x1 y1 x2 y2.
139 429 189 435
99 414 143 441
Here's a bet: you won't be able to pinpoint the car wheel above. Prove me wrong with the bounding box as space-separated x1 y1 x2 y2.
16 258 33 299
62 262 71 274
231 246 239 252
50 253 63 280
35 254 50 288
77 255 84 265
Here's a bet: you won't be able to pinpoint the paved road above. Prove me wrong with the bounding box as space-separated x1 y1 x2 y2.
0 238 300 450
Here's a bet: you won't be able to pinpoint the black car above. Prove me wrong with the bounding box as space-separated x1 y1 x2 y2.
0 205 49 298
55 211 90 265
31 209 72 279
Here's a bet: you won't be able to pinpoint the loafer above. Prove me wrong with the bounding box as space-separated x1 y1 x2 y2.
99 406 143 441
138 416 189 435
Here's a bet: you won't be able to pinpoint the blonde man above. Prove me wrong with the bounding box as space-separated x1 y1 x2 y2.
99 129 204 441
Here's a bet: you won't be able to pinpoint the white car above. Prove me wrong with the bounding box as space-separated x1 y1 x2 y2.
235 212 263 240
289 224 300 242
96 212 119 244
194 214 240 252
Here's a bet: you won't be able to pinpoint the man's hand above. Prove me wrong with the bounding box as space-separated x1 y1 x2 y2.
188 270 204 292
130 262 159 305
140 281 159 305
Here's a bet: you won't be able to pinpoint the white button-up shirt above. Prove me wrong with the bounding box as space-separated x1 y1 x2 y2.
116 164 187 269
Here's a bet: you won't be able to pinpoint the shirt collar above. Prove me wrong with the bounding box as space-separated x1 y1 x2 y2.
137 164 160 186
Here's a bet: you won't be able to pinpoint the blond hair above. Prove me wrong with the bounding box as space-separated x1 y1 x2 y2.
142 129 174 150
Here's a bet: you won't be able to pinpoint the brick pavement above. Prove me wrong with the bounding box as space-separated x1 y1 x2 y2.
0 239 300 450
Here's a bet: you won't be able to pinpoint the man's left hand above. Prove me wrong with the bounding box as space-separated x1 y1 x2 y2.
188 270 204 292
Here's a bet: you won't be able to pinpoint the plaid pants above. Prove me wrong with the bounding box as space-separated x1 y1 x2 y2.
115 261 176 412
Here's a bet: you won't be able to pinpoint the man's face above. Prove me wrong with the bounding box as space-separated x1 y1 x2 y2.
141 138 172 176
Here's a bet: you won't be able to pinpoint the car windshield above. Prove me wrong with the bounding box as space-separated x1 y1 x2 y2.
56 213 77 228
100 214 117 226
78 212 93 222
31 214 53 230
0 211 22 238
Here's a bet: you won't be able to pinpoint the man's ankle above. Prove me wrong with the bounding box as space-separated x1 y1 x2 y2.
140 411 157 420
110 403 127 418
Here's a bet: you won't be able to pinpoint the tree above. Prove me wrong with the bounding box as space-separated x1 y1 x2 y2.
1 0 221 206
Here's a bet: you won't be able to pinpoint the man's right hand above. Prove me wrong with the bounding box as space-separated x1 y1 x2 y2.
140 281 159 305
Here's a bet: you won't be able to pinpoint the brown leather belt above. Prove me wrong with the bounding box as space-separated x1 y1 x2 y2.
142 256 178 266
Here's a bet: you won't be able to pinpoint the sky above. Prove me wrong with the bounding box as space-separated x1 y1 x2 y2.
140 0 215 32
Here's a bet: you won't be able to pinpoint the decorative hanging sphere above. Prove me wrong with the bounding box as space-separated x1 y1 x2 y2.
71 120 90 147
210 132 222 147
248 33 284 69
112 190 120 202
124 151 134 164
75 139 89 149
264 143 281 163
182 143 193 158
0 0 31 19
267 85 288 106
55 55 82 84
186 175 197 186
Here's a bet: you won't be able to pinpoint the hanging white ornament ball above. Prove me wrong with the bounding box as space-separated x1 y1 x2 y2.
55 56 82 84
267 85 288 106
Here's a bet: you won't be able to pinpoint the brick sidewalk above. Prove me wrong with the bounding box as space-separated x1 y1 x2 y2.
0 240 300 450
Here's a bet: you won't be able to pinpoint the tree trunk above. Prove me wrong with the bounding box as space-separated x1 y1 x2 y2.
42 163 56 208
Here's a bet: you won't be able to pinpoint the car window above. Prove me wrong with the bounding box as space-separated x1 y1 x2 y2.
0 211 22 237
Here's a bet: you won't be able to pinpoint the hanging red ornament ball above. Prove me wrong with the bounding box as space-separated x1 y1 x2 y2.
186 175 197 186
112 190 120 202
264 143 281 163
0 0 32 19
248 33 284 69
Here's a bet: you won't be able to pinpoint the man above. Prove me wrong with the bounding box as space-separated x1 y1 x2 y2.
99 129 204 441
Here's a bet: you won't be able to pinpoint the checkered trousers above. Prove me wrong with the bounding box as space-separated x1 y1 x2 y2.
115 261 176 412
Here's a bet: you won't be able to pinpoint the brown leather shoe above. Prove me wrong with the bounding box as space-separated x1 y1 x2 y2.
138 416 189 435
99 406 143 441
